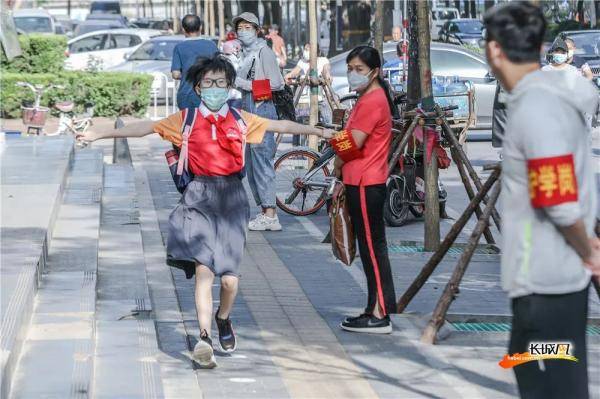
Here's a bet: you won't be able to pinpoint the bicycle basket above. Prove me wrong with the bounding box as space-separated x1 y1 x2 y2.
21 106 49 127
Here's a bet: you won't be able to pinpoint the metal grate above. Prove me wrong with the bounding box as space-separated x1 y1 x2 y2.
388 240 499 255
451 322 600 336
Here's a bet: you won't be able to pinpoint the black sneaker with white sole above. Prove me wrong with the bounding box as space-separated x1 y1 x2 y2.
193 329 217 368
343 313 371 324
340 315 392 334
215 309 237 352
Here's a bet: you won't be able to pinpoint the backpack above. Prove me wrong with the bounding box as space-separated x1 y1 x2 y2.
164 105 245 194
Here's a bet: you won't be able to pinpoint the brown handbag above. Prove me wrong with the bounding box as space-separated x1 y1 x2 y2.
329 182 356 266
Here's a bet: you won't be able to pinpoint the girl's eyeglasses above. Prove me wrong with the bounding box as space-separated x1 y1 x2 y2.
198 78 228 89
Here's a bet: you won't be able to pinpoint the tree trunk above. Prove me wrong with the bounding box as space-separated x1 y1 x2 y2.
484 0 495 11
195 0 200 16
577 0 585 23
463 0 470 18
454 1 461 14
217 0 224 40
209 0 215 36
308 0 319 151
416 0 440 251
239 0 259 17
373 0 385 59
470 0 476 18
172 0 180 33
406 0 420 110
203 0 209 34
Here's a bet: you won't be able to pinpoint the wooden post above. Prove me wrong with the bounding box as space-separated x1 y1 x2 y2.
440 117 502 230
450 147 495 244
421 182 501 344
217 0 225 40
308 0 319 151
396 167 500 313
387 117 419 173
416 0 439 251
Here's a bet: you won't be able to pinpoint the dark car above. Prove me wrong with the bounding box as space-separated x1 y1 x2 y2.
439 19 484 47
553 30 600 77
90 0 121 15
86 13 128 26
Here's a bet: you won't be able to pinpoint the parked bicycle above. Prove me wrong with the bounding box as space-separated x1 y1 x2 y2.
16 81 94 138
16 81 61 135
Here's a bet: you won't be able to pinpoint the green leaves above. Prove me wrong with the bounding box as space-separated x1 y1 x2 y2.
1 72 153 118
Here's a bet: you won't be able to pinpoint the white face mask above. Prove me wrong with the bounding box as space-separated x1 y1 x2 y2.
303 50 310 60
347 69 374 92
238 30 257 46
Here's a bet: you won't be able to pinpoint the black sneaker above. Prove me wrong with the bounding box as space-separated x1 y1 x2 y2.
343 313 371 324
215 308 237 353
193 329 217 368
340 315 392 334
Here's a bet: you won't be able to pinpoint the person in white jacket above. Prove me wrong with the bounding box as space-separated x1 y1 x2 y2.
483 3 600 398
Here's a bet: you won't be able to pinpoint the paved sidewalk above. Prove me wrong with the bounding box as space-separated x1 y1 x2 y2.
131 134 599 399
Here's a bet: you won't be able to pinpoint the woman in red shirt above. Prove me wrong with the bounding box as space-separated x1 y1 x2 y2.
332 46 398 334
79 55 334 368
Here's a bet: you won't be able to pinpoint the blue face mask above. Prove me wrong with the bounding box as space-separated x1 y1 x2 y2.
553 53 568 64
237 30 257 46
200 87 229 111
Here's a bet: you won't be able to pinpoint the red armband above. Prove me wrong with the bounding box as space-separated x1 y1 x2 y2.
329 129 362 162
251 79 272 101
527 154 578 208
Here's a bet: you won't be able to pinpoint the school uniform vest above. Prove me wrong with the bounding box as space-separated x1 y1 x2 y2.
187 107 247 176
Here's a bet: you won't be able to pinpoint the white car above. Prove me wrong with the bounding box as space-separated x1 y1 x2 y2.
13 8 60 35
64 28 161 71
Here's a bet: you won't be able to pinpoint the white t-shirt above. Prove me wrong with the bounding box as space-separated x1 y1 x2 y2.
296 57 329 76
295 57 330 104
541 63 581 79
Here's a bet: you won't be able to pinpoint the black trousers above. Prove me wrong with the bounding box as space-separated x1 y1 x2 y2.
346 184 396 316
509 284 590 399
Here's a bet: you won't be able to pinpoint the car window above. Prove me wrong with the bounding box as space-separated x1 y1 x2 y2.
107 34 142 49
14 17 53 33
69 34 107 53
566 33 600 57
455 20 483 34
430 49 487 78
128 39 179 61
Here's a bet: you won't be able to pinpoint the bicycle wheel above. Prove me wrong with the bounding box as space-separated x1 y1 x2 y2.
275 149 330 216
384 175 411 227
339 93 358 110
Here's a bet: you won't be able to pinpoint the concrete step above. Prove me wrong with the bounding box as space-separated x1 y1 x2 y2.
92 160 164 398
8 147 103 399
0 136 74 399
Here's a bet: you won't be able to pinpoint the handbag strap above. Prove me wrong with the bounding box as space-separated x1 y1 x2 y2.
246 47 265 80
176 107 197 176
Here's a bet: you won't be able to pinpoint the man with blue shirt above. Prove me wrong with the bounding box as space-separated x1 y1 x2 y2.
171 14 218 109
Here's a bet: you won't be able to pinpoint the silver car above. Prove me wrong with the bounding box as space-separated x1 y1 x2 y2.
107 35 218 105
329 42 496 131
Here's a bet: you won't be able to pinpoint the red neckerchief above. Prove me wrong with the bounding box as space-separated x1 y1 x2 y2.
205 113 244 167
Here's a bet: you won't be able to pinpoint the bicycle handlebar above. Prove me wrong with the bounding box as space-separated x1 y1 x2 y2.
315 122 342 130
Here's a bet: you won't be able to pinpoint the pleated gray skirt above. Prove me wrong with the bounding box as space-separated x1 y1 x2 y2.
166 175 250 279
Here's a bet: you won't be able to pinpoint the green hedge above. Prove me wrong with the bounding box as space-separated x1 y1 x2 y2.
1 34 68 74
1 71 153 118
